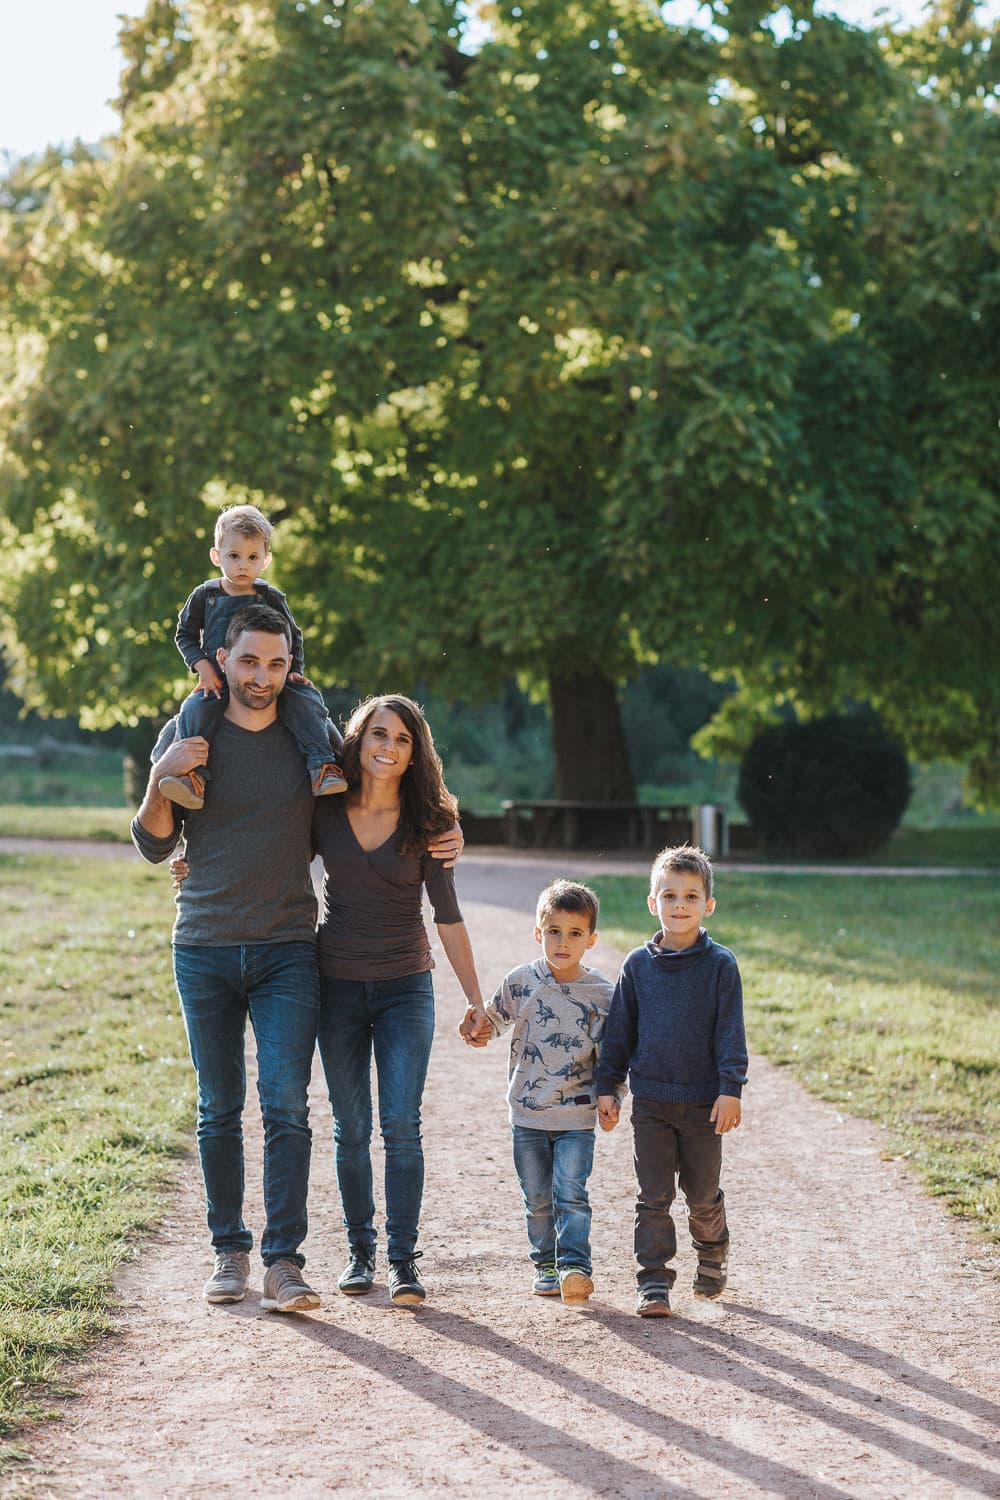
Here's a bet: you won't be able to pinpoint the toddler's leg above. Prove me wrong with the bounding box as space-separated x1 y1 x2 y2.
551 1129 595 1305
278 680 347 795
511 1126 558 1294
632 1098 679 1316
158 689 226 810
677 1104 728 1298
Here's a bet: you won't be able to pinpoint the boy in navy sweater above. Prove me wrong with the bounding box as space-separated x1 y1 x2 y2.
595 844 747 1317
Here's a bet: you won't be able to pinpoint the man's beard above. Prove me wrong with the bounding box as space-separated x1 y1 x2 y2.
228 678 279 711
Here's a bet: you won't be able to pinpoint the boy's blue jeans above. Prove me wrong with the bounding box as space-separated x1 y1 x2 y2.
176 677 336 774
172 940 319 1266
511 1125 595 1275
316 971 435 1262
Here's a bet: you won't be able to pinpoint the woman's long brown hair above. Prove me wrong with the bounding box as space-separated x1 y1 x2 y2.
339 695 458 856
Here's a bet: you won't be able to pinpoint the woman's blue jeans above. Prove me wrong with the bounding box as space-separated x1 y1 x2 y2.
512 1125 595 1274
173 941 319 1266
317 970 435 1261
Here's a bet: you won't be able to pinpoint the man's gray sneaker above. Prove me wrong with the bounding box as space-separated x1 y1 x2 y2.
260 1259 321 1313
203 1250 251 1304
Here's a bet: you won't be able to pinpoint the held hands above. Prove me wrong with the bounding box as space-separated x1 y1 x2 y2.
597 1095 620 1132
458 1004 491 1048
195 659 224 699
711 1094 742 1135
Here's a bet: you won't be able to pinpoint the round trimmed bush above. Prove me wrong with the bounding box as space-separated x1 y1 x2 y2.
737 711 912 858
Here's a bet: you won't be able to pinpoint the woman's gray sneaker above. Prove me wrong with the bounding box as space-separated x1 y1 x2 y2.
338 1248 376 1295
388 1255 426 1306
203 1250 251 1303
260 1259 322 1312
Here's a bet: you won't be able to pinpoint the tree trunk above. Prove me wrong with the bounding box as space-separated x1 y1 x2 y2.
549 668 636 802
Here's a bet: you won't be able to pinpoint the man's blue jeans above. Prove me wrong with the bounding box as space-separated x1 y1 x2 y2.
512 1125 595 1275
316 971 435 1262
173 941 319 1266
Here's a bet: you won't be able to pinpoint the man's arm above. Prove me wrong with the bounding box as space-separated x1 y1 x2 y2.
427 822 464 868
131 737 208 859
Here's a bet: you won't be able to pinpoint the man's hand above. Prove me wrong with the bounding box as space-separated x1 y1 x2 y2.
428 822 465 867
195 659 224 699
458 1004 491 1047
154 736 211 786
710 1094 742 1134
169 855 190 890
597 1095 620 1132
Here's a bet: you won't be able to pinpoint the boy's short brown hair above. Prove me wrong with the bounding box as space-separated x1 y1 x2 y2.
214 503 273 549
535 879 600 933
649 843 714 899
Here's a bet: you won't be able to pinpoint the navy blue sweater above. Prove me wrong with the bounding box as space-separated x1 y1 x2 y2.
594 930 748 1104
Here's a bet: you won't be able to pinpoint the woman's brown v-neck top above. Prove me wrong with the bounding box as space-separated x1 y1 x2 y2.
313 797 463 980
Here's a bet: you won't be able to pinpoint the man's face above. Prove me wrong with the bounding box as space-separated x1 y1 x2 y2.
218 629 290 712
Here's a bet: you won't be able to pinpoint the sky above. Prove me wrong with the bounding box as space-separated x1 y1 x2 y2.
1 0 996 162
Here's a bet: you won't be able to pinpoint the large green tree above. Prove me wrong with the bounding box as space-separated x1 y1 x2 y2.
1 0 996 799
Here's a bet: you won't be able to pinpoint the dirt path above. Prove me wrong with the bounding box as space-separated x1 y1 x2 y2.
3 851 999 1499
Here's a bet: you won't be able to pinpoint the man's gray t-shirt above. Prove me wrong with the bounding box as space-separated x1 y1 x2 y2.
130 718 317 946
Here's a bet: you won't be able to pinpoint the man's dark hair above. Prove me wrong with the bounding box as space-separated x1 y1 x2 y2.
224 603 292 652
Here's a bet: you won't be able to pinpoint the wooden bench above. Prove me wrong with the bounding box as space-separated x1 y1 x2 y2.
501 799 693 852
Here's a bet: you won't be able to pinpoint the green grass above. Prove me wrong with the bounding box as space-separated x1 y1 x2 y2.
0 805 133 842
592 872 1000 1243
0 748 126 809
0 855 193 1452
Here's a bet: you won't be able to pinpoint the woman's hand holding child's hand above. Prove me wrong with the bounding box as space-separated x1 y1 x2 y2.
597 1095 620 1132
710 1094 742 1134
458 1004 491 1047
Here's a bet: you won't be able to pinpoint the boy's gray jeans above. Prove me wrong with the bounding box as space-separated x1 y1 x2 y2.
631 1097 729 1288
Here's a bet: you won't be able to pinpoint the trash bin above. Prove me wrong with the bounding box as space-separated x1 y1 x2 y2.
696 804 729 859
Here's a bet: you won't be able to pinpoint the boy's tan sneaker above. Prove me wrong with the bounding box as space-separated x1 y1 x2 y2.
559 1268 594 1305
311 762 348 796
159 769 206 810
203 1250 250 1303
260 1259 321 1313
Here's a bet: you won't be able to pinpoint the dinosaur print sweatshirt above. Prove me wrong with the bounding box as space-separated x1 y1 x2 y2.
486 959 619 1130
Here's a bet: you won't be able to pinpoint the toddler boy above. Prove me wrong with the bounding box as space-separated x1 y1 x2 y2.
596 844 747 1317
159 503 346 809
481 879 620 1305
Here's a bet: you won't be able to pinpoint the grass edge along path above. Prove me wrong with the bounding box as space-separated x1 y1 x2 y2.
0 853 193 1461
593 871 1000 1249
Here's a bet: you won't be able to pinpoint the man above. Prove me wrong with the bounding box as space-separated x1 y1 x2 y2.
133 603 460 1311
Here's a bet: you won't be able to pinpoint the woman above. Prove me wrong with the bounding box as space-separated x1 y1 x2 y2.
312 694 487 1307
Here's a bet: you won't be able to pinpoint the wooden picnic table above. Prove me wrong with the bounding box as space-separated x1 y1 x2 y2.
501 798 693 851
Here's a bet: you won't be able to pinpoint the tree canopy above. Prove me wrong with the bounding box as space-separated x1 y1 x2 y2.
1 0 997 800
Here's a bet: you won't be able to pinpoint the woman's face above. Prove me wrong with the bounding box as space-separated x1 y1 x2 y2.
359 707 415 783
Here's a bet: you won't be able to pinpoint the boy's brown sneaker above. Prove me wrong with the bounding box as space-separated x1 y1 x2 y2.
203 1250 250 1303
260 1259 321 1313
159 769 206 810
693 1261 728 1299
559 1268 594 1305
311 762 348 796
637 1287 672 1317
